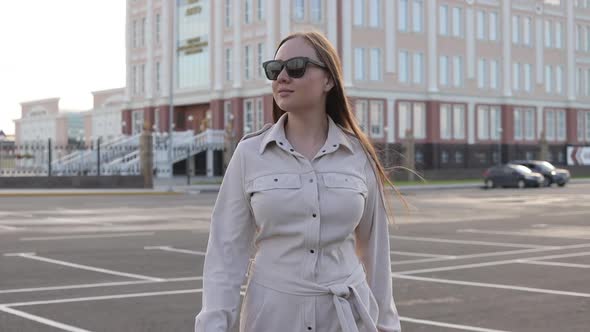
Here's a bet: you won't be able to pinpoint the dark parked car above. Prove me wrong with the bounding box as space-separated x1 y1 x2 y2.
483 164 544 189
508 160 571 187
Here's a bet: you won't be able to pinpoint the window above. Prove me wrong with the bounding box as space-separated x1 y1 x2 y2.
453 104 466 139
489 12 498 41
587 112 590 141
224 102 232 128
370 101 384 138
515 108 535 141
490 60 499 89
225 48 232 81
156 61 161 92
524 63 532 92
440 104 452 139
490 106 501 140
452 7 462 37
255 99 264 131
399 51 409 83
512 62 520 91
132 65 137 95
141 17 146 47
586 26 590 52
257 43 265 78
512 15 520 44
546 110 556 140
478 59 487 88
398 102 426 139
398 0 408 31
523 17 532 46
356 100 368 132
556 66 563 94
587 69 590 96
577 67 583 95
545 20 552 48
556 22 563 48
156 14 161 44
355 48 365 80
369 0 380 27
245 0 252 24
439 56 449 86
545 65 552 93
578 111 584 142
453 56 463 87
478 106 490 140
477 11 485 40
525 109 535 140
132 20 138 48
439 5 448 36
354 0 365 26
413 0 423 32
311 0 322 22
576 24 582 51
413 52 423 84
140 64 145 94
257 0 265 21
294 0 304 20
225 0 232 28
243 100 254 134
244 45 252 80
557 110 566 141
514 109 523 140
370 48 382 81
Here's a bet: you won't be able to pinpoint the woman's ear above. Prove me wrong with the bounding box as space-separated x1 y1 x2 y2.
324 76 335 92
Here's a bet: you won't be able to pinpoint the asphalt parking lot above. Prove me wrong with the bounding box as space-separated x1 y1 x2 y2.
0 183 589 332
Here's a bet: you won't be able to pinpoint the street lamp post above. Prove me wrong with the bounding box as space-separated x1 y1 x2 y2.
497 127 503 165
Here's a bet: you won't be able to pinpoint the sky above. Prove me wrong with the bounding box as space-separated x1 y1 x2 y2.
0 1 126 135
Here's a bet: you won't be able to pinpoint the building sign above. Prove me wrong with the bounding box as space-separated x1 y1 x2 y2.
178 37 208 55
567 146 590 166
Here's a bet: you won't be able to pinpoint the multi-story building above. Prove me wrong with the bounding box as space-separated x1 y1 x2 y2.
125 0 590 174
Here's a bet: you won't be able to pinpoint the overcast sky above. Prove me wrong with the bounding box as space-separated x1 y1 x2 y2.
0 0 126 135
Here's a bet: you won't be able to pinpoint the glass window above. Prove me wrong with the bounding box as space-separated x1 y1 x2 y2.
546 110 556 140
355 48 365 80
399 51 409 83
244 45 251 80
413 0 423 32
576 24 582 51
478 106 490 140
356 100 368 132
523 17 532 46
413 103 426 139
370 101 384 137
577 67 582 95
156 14 161 43
255 99 264 130
545 20 552 48
556 22 563 48
354 0 365 26
440 104 452 139
556 66 563 94
156 61 161 92
452 7 462 37
257 43 265 78
514 109 523 140
453 56 463 87
369 0 380 27
477 11 485 40
490 60 499 89
557 110 566 141
453 105 465 139
524 63 532 92
294 0 304 20
513 63 520 91
478 59 487 88
439 56 449 86
398 0 408 31
525 109 535 140
489 12 498 41
398 102 410 138
512 15 520 44
225 0 232 27
491 106 501 140
257 0 265 21
586 112 590 141
370 48 382 81
439 5 448 36
245 0 252 24
545 66 552 93
243 100 254 134
578 112 585 142
413 53 423 84
586 69 590 96
224 101 232 128
586 26 590 52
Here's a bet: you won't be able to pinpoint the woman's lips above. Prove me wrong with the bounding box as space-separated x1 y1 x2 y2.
278 89 293 97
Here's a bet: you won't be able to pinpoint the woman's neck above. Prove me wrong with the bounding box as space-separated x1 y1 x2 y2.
284 110 329 160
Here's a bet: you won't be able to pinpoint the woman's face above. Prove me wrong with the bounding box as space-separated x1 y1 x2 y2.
271 37 332 113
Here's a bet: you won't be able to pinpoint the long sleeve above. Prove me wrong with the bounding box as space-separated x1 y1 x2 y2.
355 159 402 332
195 143 256 332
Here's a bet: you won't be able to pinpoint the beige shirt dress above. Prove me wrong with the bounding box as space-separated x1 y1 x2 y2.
195 113 401 332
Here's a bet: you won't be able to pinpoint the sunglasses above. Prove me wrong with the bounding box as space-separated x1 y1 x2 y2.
262 56 327 80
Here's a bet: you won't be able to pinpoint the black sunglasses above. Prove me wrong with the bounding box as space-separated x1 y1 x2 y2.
262 56 327 80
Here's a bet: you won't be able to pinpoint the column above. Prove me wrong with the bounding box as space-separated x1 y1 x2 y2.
535 17 544 85
213 0 224 91
466 7 475 79
427 0 438 92
385 0 396 73
342 0 352 87
327 0 338 51
233 0 243 89
502 0 512 97
468 102 475 144
280 0 290 40
266 0 277 58
387 98 396 143
566 0 576 101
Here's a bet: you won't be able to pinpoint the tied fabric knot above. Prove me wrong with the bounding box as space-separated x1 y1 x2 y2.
328 284 351 298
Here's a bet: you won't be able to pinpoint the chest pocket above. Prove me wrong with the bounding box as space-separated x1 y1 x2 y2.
248 173 302 193
322 173 368 198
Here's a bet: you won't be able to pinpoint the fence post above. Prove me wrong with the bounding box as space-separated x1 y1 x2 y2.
97 137 101 176
48 138 52 177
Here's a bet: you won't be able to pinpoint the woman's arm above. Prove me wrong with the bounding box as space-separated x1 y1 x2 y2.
355 159 402 332
195 143 256 332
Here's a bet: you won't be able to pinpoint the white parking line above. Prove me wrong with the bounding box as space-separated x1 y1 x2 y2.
0 306 92 332
0 225 19 231
4 253 164 282
400 317 512 332
396 245 590 275
517 260 590 269
144 246 206 256
390 251 455 258
0 276 202 295
390 235 552 249
392 274 590 298
20 232 155 241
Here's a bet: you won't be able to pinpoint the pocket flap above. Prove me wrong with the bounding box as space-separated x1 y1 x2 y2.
251 173 302 191
323 173 367 193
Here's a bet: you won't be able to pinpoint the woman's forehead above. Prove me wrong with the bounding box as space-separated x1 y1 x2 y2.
275 37 318 61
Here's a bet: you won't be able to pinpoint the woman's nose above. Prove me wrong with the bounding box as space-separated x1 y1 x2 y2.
276 67 290 83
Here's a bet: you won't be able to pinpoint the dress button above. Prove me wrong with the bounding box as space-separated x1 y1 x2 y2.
274 178 278 182
312 213 317 218
290 148 294 152
322 150 326 153
308 327 312 331
279 142 283 145
310 250 315 254
309 179 314 183
333 144 337 147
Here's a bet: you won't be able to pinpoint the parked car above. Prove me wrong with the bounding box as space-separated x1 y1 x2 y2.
483 164 544 189
508 160 571 187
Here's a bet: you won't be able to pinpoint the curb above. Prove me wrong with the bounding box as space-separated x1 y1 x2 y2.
0 191 182 198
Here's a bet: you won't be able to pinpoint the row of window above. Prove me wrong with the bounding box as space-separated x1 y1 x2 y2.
225 43 265 82
131 62 162 96
224 0 323 27
131 14 161 49
223 99 265 135
577 111 590 142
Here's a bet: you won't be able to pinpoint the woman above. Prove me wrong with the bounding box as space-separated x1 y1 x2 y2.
195 31 401 332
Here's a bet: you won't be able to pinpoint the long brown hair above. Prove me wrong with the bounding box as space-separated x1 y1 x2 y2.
271 31 400 223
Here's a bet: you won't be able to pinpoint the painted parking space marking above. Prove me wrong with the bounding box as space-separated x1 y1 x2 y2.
20 232 155 241
0 306 92 332
390 235 554 249
400 317 512 332
144 246 206 256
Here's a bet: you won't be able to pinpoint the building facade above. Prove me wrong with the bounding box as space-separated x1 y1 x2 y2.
125 0 590 172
